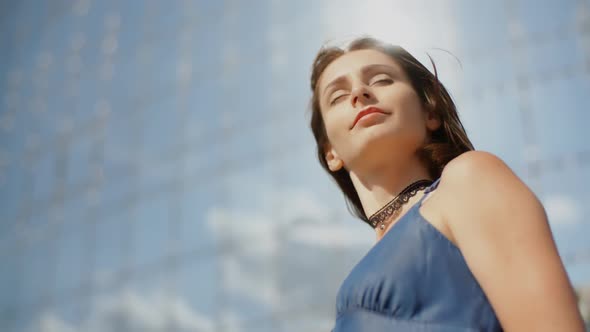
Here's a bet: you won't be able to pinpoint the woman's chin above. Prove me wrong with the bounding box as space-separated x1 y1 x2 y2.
355 123 397 142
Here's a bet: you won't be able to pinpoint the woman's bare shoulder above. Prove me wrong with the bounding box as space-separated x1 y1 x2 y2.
435 150 585 331
436 150 519 205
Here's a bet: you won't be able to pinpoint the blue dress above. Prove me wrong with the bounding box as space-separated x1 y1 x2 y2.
332 178 503 331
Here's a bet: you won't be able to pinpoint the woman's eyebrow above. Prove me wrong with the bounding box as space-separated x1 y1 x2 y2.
322 64 396 98
322 76 347 99
361 64 396 76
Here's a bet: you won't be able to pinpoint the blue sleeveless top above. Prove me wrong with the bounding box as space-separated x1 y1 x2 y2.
332 178 503 332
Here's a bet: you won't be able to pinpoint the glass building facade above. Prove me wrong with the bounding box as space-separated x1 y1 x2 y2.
1 0 589 331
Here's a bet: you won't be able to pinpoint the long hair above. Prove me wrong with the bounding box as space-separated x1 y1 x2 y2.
308 36 474 227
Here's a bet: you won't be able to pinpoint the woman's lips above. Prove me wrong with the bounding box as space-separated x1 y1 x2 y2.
351 107 388 129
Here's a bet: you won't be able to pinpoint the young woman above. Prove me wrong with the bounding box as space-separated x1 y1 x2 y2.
308 36 585 331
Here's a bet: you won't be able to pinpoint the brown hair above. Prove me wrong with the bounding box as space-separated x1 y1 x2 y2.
308 36 474 226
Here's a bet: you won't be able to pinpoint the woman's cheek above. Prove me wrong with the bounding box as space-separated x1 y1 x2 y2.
324 115 344 139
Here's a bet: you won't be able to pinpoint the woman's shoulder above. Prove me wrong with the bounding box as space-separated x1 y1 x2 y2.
433 149 539 248
436 148 547 250
433 153 585 330
436 150 518 200
442 150 510 182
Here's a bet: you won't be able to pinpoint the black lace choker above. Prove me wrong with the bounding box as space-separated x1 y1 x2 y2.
368 179 434 230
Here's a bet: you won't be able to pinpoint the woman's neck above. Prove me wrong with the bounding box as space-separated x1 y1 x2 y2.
349 155 432 223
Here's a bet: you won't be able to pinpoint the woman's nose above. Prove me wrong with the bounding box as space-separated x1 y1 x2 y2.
351 86 373 107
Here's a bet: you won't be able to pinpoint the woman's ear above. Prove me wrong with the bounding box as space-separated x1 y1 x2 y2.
325 144 344 172
425 109 442 131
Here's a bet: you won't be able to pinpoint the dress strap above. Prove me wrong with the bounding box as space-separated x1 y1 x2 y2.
423 177 441 194
417 177 441 206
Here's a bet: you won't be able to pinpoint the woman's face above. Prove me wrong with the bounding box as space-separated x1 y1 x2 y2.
317 49 440 172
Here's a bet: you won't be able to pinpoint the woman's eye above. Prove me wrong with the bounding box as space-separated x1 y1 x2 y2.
330 94 347 105
371 77 393 85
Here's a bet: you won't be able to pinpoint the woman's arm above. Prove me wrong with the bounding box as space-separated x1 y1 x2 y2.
439 151 585 331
